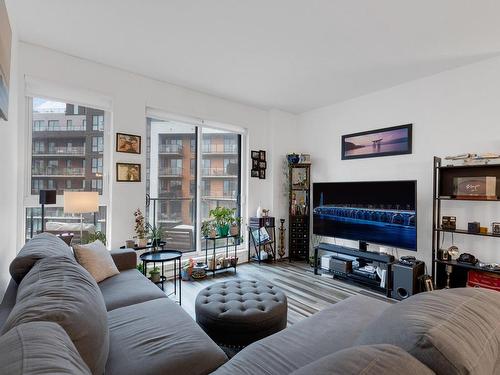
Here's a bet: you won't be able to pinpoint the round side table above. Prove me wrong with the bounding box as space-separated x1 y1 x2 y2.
140 250 182 305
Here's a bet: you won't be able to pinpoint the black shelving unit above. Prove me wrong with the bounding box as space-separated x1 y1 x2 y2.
248 217 276 264
288 163 311 261
204 235 238 277
432 156 500 288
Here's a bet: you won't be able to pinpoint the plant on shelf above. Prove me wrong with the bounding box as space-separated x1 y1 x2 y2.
209 206 238 237
181 257 195 281
85 231 107 245
136 263 144 274
230 216 242 236
147 223 163 250
201 219 217 238
149 266 161 283
134 209 147 247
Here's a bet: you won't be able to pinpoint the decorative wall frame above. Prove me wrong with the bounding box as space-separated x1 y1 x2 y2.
251 149 266 179
116 133 141 154
116 162 141 182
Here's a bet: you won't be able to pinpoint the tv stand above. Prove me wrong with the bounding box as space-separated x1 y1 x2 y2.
314 242 395 297
359 241 368 252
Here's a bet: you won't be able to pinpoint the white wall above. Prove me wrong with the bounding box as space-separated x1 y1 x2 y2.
16 42 281 249
298 55 500 269
0 3 18 296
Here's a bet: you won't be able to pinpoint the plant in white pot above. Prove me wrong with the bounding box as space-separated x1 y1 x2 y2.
149 266 161 283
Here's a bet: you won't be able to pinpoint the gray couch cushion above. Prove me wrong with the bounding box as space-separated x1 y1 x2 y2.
290 344 434 375
357 288 500 375
212 295 390 375
0 321 91 375
1 256 109 375
98 268 166 311
106 297 227 375
9 232 73 283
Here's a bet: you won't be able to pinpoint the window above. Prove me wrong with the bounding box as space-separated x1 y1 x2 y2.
92 136 103 152
92 158 103 174
92 115 104 131
25 97 108 243
146 115 242 254
82 119 87 129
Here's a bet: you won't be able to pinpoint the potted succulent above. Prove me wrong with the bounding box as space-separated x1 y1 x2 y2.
147 223 163 251
181 258 195 281
149 266 161 283
209 206 236 237
201 219 217 238
134 209 148 247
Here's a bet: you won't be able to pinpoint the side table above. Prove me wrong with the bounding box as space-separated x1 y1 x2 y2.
140 250 182 305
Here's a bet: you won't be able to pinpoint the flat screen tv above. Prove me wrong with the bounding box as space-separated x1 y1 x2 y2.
313 180 417 251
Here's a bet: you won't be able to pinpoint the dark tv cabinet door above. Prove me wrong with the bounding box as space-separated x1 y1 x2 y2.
288 163 311 261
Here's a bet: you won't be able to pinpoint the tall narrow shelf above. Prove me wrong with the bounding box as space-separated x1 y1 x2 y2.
288 163 311 261
432 157 500 288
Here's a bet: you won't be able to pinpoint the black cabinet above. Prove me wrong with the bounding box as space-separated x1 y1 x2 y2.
288 163 311 261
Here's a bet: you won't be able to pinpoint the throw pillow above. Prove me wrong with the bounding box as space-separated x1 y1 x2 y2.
9 232 73 283
0 321 91 375
73 240 119 282
356 288 500 375
1 256 109 375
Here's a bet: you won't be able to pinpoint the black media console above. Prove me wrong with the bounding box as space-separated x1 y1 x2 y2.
314 242 395 297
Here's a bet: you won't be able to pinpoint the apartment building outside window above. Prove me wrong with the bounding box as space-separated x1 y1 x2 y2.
92 115 104 131
146 116 243 254
25 97 109 241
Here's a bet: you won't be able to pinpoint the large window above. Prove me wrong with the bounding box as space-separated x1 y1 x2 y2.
25 97 108 241
147 116 242 253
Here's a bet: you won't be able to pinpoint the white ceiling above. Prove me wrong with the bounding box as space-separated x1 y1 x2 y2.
8 0 500 113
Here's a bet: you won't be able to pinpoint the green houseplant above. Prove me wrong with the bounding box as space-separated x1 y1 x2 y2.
209 206 236 237
201 220 217 238
134 209 147 247
149 266 161 283
85 231 107 245
147 223 163 250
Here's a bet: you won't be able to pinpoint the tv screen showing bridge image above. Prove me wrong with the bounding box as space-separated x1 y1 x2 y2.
313 181 417 251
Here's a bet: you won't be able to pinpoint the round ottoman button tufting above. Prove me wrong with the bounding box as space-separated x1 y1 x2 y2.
195 280 287 348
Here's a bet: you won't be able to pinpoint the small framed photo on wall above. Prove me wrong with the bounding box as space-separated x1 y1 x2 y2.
116 133 141 154
251 150 260 159
259 169 266 179
259 150 266 161
116 163 141 182
251 169 259 178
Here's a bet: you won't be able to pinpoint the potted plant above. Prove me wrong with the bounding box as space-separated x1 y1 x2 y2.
230 217 241 236
209 206 236 237
201 219 217 238
85 231 107 245
134 209 147 247
149 266 161 283
147 223 162 250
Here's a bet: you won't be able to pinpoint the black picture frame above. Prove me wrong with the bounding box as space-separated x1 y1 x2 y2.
252 159 259 168
259 169 266 179
259 161 267 169
116 133 142 154
259 150 266 161
116 162 141 182
251 169 259 178
251 150 260 159
341 124 412 160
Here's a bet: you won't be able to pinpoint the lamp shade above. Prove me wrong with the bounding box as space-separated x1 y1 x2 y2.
63 191 99 214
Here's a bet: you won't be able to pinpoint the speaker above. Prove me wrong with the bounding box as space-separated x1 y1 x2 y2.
39 190 56 204
391 261 425 300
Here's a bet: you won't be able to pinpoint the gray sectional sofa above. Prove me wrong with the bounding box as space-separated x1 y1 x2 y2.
0 233 227 375
1 233 500 375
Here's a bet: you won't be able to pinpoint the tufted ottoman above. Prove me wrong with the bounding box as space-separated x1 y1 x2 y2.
195 280 287 348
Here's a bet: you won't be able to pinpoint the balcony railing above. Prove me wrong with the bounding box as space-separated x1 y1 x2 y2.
202 167 238 177
202 145 238 154
32 167 85 176
158 167 183 177
33 146 85 156
158 144 183 154
33 125 86 132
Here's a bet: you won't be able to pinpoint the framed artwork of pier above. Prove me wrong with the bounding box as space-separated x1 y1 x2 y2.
341 124 412 160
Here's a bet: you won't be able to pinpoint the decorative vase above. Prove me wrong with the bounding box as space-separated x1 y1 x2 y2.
256 205 262 218
287 154 300 164
181 269 191 281
125 240 135 248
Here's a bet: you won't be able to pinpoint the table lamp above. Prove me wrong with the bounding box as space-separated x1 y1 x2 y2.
63 191 99 243
39 189 56 233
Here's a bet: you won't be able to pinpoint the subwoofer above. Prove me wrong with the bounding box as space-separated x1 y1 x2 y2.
391 261 425 300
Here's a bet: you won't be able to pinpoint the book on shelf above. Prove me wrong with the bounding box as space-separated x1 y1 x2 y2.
251 227 270 244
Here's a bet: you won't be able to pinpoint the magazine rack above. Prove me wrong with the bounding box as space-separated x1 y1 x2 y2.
248 217 276 264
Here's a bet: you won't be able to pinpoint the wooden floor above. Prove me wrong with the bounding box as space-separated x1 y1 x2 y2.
167 261 392 325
